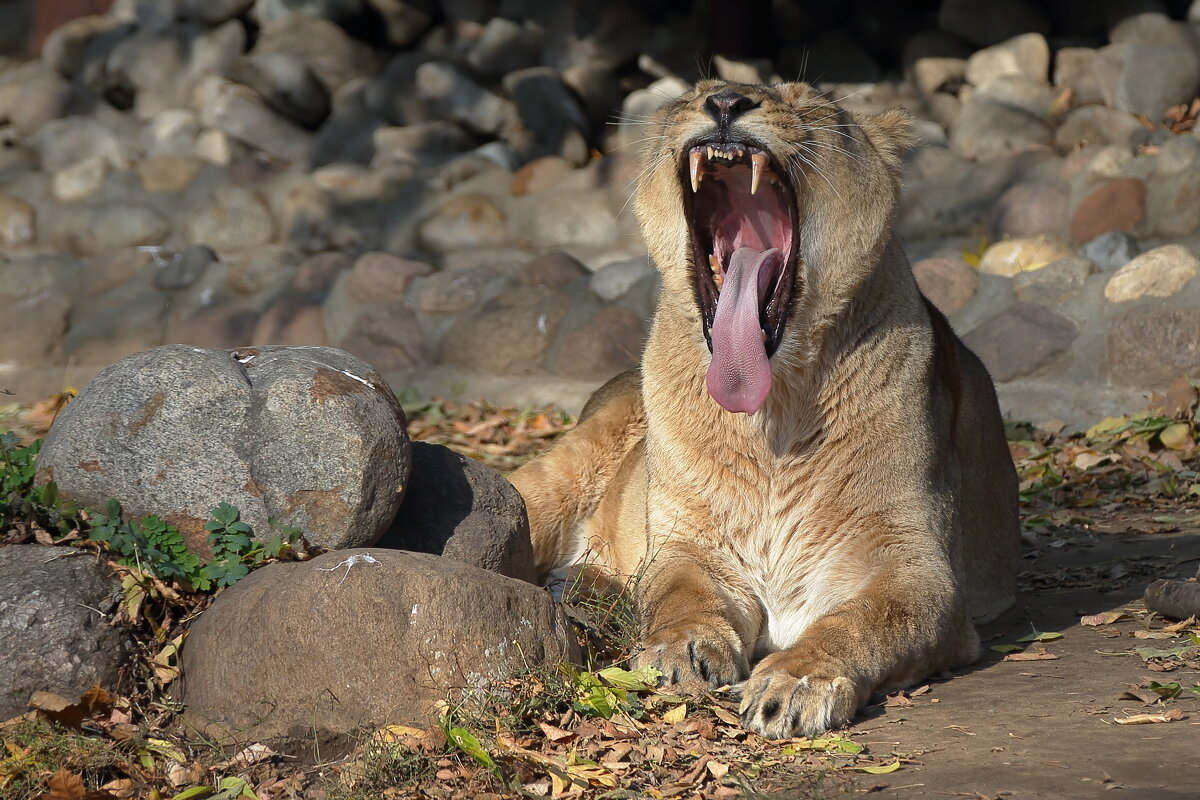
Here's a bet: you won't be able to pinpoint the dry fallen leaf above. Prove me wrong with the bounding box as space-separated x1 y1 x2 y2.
662 704 687 724
32 768 118 800
1002 651 1060 662
1081 611 1130 626
1113 709 1184 725
538 722 577 744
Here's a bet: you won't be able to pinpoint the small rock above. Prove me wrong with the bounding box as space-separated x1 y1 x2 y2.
188 186 274 252
590 257 653 302
416 61 517 137
1054 106 1147 152
971 75 1058 118
1053 48 1107 106
224 245 300 296
1103 244 1200 303
362 0 436 48
379 442 535 582
0 192 35 244
9 70 79 137
410 269 491 314
1080 231 1140 272
965 33 1050 86
372 121 477 168
197 78 311 165
912 257 979 315
51 155 109 202
154 245 219 290
0 293 70 363
62 288 169 364
253 13 379 93
523 189 619 249
1113 44 1200 118
1070 177 1146 244
1012 256 1096 303
554 306 644 379
178 0 255 24
309 104 385 169
950 95 1052 160
1109 307 1200 387
179 549 577 758
990 180 1068 239
516 251 589 288
37 345 410 554
503 68 589 165
252 298 328 346
510 155 572 196
137 154 202 194
438 289 569 374
345 252 431 303
466 17 542 77
167 306 260 350
228 52 331 130
335 299 428 372
962 302 1077 382
195 129 237 166
43 204 170 255
42 15 127 78
1143 169 1200 238
0 546 130 721
141 109 200 157
418 194 507 253
614 76 690 153
978 237 1075 277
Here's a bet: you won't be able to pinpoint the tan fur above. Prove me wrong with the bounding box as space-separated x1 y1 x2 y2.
509 81 1020 738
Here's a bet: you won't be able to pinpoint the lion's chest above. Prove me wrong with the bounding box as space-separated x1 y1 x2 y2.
716 484 872 655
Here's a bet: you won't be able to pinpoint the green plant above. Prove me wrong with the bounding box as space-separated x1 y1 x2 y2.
0 433 80 537
88 500 299 592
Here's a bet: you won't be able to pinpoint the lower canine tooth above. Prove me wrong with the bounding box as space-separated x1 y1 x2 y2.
760 329 767 343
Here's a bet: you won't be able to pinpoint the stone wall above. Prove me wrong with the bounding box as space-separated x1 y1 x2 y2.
1 0 1199 428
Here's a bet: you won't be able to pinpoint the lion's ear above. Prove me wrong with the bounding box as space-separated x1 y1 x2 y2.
862 108 917 168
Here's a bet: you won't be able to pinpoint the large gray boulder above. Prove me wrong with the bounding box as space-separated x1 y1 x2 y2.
378 441 535 583
36 345 409 555
0 546 129 720
179 549 579 759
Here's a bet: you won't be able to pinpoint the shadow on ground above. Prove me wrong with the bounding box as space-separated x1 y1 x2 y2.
845 511 1200 799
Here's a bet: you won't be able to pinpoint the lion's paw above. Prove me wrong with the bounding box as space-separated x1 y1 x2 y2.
637 624 748 688
738 667 859 739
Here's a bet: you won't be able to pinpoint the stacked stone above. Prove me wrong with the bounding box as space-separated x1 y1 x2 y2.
0 0 1197 428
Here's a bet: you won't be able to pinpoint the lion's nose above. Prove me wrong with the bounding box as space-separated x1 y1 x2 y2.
705 89 758 126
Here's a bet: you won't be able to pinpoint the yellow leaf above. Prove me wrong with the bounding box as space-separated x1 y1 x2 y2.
1114 709 1183 725
373 724 426 744
846 760 903 774
1087 416 1127 439
662 704 687 723
1159 423 1193 451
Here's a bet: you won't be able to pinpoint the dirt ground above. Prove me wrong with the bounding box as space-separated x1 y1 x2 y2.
829 511 1200 800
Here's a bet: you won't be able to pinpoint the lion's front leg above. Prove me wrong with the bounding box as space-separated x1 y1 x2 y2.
739 568 979 739
635 543 762 688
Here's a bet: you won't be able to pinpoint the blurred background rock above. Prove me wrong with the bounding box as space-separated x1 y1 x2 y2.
1 0 1199 429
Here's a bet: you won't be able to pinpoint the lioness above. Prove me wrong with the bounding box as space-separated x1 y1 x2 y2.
510 81 1019 738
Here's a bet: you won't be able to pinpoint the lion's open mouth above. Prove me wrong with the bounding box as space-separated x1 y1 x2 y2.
681 141 798 414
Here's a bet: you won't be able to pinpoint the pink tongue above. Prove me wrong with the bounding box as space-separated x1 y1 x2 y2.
706 246 781 414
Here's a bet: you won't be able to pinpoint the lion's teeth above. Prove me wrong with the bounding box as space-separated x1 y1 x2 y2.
706 146 714 161
689 149 703 193
760 329 767 343
708 253 719 273
750 152 768 195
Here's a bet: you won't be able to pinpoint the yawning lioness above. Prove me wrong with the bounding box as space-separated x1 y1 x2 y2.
510 81 1019 738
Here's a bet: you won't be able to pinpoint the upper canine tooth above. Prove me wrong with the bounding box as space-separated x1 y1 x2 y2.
750 152 768 195
689 149 703 193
